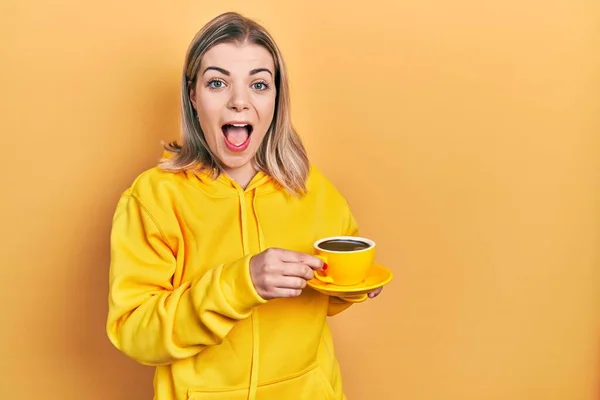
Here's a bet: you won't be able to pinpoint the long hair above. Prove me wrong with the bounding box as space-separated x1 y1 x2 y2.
159 12 309 195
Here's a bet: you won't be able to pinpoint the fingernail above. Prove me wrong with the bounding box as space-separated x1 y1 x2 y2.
322 263 328 270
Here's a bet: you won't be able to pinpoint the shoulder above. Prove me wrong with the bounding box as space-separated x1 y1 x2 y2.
115 166 192 236
306 164 332 188
304 163 358 235
122 166 186 203
305 164 349 206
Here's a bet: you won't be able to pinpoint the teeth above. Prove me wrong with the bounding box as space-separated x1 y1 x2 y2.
231 123 248 127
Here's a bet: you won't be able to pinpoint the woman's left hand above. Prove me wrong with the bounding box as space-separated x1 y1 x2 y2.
367 287 383 299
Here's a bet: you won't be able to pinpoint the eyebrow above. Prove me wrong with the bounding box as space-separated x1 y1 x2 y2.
202 66 273 77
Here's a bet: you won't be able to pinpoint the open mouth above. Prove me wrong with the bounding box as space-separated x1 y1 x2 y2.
221 123 253 151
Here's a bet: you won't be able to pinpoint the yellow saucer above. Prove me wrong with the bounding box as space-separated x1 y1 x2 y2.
307 263 393 298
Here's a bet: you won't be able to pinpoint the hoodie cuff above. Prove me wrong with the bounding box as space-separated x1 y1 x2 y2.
220 254 268 314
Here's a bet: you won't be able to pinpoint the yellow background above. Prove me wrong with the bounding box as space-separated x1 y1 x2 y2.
1 0 598 399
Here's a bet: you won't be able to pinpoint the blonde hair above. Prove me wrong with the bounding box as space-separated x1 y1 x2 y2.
159 12 309 196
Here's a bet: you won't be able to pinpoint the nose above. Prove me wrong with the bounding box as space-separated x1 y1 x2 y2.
227 86 250 112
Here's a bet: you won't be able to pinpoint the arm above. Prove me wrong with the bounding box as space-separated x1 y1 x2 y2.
106 194 267 366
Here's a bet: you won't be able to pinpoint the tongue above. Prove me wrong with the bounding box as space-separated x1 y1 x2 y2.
224 126 249 146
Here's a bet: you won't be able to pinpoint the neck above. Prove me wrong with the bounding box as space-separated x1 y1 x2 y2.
225 163 258 189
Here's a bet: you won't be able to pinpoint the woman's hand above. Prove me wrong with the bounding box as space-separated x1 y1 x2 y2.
368 287 383 299
250 248 324 300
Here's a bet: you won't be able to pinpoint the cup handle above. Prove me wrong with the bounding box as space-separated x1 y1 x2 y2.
313 255 335 284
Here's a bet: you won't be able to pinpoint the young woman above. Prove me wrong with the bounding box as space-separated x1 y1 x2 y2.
106 11 382 400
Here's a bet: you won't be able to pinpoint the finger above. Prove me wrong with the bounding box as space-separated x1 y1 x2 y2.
271 248 307 262
301 255 325 271
281 263 314 280
275 287 303 298
276 249 324 270
275 276 308 290
368 287 383 298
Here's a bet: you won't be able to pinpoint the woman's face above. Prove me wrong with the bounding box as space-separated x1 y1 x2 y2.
190 42 277 180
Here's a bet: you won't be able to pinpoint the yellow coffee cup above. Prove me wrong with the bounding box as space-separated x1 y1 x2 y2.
313 236 375 286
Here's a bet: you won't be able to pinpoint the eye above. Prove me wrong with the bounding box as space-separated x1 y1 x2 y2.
251 81 269 91
207 79 226 90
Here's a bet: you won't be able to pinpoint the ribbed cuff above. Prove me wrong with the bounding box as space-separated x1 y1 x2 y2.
220 254 269 314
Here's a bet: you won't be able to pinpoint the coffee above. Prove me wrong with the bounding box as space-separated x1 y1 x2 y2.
317 239 371 252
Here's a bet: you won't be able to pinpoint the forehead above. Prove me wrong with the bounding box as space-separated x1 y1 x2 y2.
201 42 275 73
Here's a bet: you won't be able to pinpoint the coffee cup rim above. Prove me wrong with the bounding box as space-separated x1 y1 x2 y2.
313 236 375 254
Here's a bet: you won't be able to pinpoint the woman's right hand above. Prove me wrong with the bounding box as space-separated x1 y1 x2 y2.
249 248 324 300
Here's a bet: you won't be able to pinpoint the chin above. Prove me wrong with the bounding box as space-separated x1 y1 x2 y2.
218 152 255 170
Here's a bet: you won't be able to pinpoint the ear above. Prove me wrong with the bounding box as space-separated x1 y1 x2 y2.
189 81 197 111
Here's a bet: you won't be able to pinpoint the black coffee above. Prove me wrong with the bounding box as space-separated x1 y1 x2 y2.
318 239 371 252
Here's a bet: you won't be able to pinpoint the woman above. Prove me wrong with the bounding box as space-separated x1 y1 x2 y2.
106 11 382 400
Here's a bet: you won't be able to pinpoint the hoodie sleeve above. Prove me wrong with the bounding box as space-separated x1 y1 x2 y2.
327 205 365 317
106 194 267 366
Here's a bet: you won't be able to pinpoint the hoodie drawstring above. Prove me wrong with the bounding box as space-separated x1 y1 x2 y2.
237 186 250 256
237 186 261 400
248 309 259 400
248 194 266 399
253 195 266 253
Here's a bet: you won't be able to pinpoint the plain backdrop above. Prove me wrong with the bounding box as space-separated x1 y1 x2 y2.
1 0 599 399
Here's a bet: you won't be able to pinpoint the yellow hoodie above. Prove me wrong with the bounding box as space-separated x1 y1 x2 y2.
106 164 361 400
